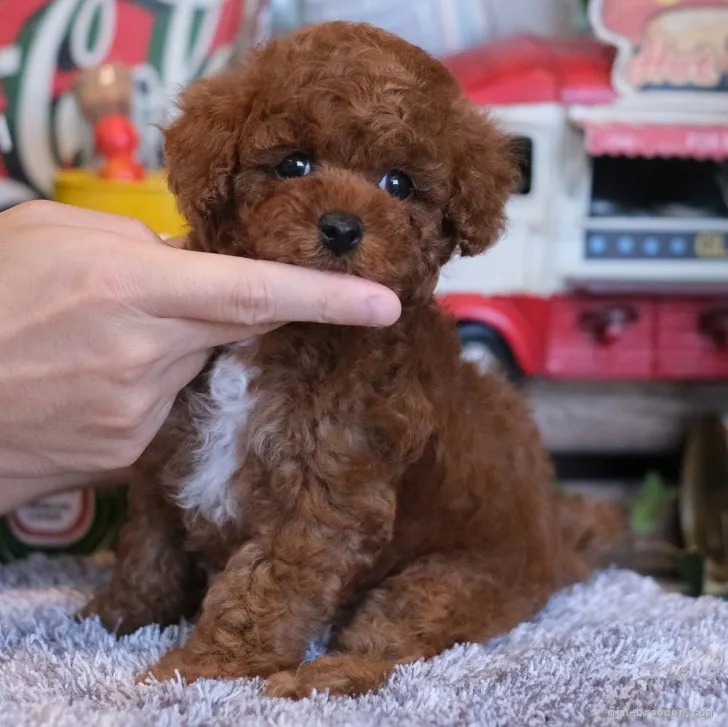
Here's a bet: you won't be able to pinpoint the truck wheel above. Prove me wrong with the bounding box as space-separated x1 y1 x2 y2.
457 322 522 382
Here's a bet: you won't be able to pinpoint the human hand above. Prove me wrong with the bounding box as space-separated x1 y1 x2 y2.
0 201 400 507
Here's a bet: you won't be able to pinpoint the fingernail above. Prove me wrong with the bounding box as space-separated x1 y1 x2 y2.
365 293 401 326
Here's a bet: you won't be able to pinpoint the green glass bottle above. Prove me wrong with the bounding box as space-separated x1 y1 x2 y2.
0 485 128 562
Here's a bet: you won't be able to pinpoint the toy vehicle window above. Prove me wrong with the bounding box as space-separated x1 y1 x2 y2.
511 136 533 196
590 156 728 219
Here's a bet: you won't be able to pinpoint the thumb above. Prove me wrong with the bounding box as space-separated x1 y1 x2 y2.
134 246 402 329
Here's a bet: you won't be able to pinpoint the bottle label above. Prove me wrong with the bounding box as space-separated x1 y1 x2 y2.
8 488 95 547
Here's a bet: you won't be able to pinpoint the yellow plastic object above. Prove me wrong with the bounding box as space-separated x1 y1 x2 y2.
53 169 187 238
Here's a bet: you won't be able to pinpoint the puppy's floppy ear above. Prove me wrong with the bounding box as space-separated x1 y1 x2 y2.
444 102 518 257
163 68 253 229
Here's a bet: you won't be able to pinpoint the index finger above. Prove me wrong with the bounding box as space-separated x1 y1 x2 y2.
132 245 402 330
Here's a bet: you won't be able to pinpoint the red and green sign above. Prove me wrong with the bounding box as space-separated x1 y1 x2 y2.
0 0 244 209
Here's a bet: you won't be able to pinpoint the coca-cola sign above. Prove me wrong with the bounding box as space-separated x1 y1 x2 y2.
591 0 728 95
0 0 244 210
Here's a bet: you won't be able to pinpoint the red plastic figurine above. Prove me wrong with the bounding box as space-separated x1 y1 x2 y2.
73 63 144 181
94 114 144 181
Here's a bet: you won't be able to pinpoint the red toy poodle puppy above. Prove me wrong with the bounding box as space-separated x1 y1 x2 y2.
78 21 622 699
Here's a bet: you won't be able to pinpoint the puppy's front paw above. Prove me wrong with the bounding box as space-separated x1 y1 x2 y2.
265 657 389 699
137 648 223 686
265 670 303 699
136 649 194 685
75 595 150 637
264 666 358 700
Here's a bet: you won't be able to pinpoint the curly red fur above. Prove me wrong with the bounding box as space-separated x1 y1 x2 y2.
78 21 623 698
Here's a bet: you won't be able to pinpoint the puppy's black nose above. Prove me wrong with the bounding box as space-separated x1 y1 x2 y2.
318 212 363 256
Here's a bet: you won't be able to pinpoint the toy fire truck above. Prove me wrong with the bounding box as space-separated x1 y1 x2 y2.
438 0 728 383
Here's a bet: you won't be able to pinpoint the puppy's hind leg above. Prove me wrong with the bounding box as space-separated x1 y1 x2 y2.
265 550 557 699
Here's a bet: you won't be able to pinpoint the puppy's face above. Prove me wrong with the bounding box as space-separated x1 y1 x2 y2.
164 22 516 302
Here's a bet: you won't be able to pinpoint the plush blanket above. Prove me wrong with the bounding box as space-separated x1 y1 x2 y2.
0 553 726 726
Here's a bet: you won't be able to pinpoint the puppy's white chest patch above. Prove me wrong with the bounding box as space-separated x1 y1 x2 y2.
175 349 256 525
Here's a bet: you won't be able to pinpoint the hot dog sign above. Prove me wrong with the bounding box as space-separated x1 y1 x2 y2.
592 0 728 94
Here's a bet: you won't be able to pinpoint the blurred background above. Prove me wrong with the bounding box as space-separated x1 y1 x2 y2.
249 0 587 54
1 0 587 210
1 0 727 595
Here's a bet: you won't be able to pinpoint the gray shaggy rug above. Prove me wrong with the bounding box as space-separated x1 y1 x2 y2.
0 553 726 727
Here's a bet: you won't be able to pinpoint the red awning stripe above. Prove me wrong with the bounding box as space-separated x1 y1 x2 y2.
583 123 728 160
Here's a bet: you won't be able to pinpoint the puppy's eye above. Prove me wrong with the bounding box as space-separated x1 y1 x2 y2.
378 170 414 200
276 153 313 179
